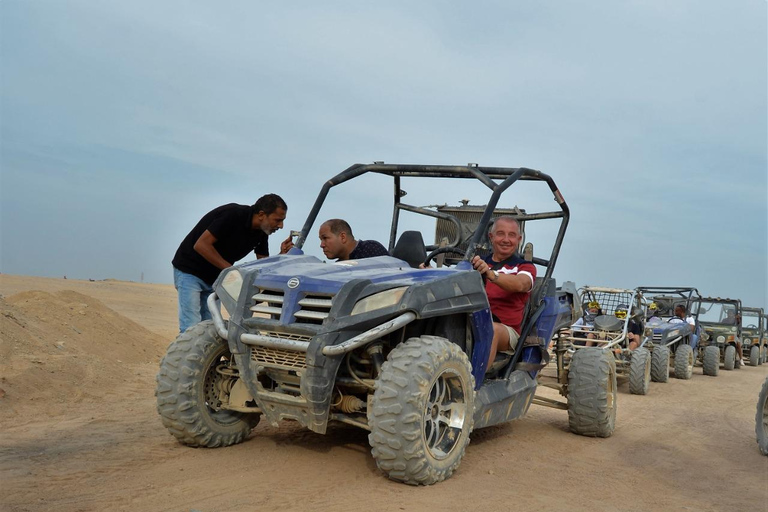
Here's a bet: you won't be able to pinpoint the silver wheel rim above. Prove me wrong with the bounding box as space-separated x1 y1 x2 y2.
423 369 467 460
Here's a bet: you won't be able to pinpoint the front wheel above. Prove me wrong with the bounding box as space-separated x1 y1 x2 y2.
567 348 617 438
750 346 760 367
703 346 720 376
757 377 768 456
368 336 475 485
156 321 259 447
674 344 694 380
724 345 736 371
651 346 670 383
629 347 651 395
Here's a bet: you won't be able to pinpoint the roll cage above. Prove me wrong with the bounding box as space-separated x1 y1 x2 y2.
294 163 570 287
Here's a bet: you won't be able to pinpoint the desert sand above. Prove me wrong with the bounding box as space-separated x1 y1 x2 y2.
1 274 766 512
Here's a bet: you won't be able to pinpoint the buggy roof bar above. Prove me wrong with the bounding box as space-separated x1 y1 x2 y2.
580 286 637 294
295 163 569 283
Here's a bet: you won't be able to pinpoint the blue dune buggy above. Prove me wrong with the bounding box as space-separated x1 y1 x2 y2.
156 163 603 485
636 287 702 381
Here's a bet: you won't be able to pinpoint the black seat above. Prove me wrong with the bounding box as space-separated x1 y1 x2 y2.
392 231 427 268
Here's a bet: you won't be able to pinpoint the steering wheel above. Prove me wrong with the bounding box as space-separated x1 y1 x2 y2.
424 246 466 268
746 324 758 329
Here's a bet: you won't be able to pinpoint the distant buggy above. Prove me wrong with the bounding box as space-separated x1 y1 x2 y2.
555 286 652 395
693 297 743 374
636 287 702 381
741 307 766 366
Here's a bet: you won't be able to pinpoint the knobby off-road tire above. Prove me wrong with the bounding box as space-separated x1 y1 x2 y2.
629 347 651 395
749 346 760 367
156 320 259 447
724 345 736 371
674 344 694 380
567 348 617 438
368 336 475 485
651 346 670 383
756 377 768 456
703 346 719 376
761 346 767 365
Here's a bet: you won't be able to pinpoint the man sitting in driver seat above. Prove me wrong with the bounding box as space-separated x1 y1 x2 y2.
470 216 536 371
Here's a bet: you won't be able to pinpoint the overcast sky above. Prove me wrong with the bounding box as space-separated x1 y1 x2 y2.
1 1 766 310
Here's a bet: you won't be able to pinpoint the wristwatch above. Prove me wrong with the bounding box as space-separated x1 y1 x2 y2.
489 270 499 282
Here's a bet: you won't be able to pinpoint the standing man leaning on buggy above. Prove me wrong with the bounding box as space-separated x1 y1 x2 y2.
470 216 536 370
172 194 293 333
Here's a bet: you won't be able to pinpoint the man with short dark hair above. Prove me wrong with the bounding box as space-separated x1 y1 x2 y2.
172 194 292 332
318 219 388 261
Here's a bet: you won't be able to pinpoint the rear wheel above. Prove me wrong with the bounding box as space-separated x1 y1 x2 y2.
724 345 736 371
757 377 768 456
368 335 475 485
156 321 259 447
651 346 670 383
750 346 760 367
703 346 719 376
567 348 617 438
674 344 694 380
629 348 651 395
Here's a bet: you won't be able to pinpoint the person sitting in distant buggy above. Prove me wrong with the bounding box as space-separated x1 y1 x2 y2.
669 304 700 354
571 300 602 347
616 304 642 351
646 302 662 323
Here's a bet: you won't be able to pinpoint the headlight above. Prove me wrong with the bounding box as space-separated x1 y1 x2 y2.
351 287 408 316
668 329 679 338
644 327 654 337
716 335 725 343
221 270 244 300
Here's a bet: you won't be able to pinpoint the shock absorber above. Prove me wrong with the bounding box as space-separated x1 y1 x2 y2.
366 342 384 377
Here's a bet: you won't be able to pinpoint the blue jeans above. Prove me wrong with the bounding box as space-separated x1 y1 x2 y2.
690 333 699 353
173 267 213 333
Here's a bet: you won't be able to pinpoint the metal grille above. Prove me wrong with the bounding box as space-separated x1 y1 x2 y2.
580 291 635 316
250 289 284 319
294 293 334 325
250 346 307 370
652 332 663 342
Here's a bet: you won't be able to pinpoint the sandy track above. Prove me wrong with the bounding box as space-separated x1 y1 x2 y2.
1 275 766 512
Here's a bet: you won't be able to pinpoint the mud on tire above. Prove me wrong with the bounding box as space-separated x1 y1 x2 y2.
567 348 617 438
368 335 475 485
156 320 259 447
673 344 694 380
650 345 669 383
757 376 768 456
629 347 651 395
703 346 719 376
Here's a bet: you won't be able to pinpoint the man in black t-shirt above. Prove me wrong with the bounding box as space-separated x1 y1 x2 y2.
172 193 292 333
318 219 388 262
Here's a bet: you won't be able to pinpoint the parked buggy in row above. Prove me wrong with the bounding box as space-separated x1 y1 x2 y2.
551 286 651 396
741 307 766 366
693 297 743 374
636 287 702 381
156 163 614 485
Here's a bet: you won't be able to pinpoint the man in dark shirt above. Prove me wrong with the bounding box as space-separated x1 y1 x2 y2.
172 193 292 332
318 219 389 262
